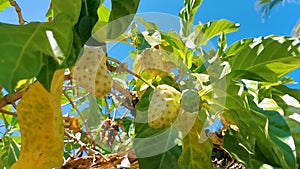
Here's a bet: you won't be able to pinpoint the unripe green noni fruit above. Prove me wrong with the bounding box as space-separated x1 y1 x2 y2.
148 84 181 129
180 89 201 112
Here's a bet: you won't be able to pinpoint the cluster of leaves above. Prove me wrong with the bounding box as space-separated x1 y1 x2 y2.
0 0 300 169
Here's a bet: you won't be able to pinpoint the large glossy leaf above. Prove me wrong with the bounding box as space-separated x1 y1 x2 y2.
252 106 296 169
74 0 100 45
224 130 266 168
0 23 51 92
258 84 300 115
224 38 253 59
178 118 213 169
273 85 300 103
137 144 182 169
106 0 140 39
0 0 82 92
228 36 300 82
222 80 296 169
179 0 202 37
134 121 182 169
194 19 239 46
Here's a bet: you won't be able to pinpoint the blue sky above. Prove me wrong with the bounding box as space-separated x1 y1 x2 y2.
0 0 299 88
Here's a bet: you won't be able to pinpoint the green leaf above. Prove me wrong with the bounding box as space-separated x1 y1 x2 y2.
137 146 182 169
0 158 4 169
185 49 194 69
224 38 254 59
0 0 82 92
194 19 239 46
228 36 300 82
135 86 152 113
253 107 296 169
222 80 296 169
179 0 202 37
129 22 151 53
285 117 300 163
134 122 182 169
106 0 140 40
121 117 134 133
224 130 266 168
135 16 160 32
273 85 300 103
0 0 9 12
0 23 48 92
178 119 213 169
92 5 111 34
0 135 20 168
81 96 102 130
217 33 227 58
75 0 100 45
161 30 187 51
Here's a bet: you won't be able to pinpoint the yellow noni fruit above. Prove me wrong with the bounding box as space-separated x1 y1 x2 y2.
11 69 64 169
74 46 112 97
148 84 181 129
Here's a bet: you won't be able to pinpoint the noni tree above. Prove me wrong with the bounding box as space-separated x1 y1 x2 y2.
0 0 299 169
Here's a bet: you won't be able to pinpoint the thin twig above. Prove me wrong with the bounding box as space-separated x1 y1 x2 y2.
125 69 155 89
120 109 129 120
61 93 89 107
64 130 110 161
112 108 117 121
8 0 25 25
110 91 136 117
62 90 93 138
107 57 121 64
0 109 17 116
105 97 111 119
107 57 155 89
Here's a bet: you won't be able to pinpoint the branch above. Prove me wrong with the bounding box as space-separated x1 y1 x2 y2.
0 109 17 116
9 0 25 25
0 90 25 109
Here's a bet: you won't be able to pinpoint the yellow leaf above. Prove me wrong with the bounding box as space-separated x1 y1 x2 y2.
11 69 64 169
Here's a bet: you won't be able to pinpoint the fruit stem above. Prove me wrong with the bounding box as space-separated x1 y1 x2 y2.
125 69 156 89
107 57 121 64
107 57 156 89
